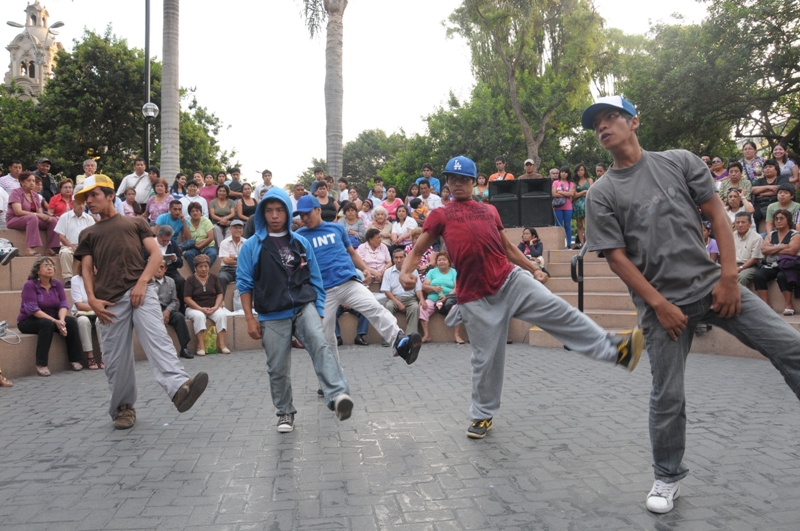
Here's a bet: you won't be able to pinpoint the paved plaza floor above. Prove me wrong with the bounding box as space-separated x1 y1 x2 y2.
1 342 800 530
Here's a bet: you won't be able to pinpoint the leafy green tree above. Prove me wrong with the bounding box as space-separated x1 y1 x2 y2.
0 83 43 171
447 0 604 170
178 90 236 176
37 29 161 180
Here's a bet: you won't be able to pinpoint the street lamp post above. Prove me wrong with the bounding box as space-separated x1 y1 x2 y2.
142 102 159 169
143 0 153 168
6 20 64 66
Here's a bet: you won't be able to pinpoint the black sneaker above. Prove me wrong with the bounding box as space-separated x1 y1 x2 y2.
277 413 294 433
393 332 422 365
64 279 71 289
617 327 643 372
317 388 324 397
337 336 343 347
467 418 492 439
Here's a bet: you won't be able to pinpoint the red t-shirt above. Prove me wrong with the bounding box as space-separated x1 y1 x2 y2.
423 200 514 304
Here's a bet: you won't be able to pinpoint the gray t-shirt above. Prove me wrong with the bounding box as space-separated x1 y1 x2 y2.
585 149 720 307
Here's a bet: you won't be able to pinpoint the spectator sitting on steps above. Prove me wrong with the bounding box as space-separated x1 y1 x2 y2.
733 212 763 286
753 208 800 315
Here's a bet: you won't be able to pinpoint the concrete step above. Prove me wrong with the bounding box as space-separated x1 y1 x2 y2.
546 261 613 278
553 292 636 311
583 309 638 329
545 276 627 294
547 249 607 264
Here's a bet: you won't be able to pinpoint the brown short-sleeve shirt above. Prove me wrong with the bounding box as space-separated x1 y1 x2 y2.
74 214 153 303
184 273 222 308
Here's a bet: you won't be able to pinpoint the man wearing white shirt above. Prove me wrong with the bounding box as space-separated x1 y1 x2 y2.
381 248 425 336
54 202 96 287
179 180 209 219
115 157 151 207
337 178 349 201
289 183 305 213
419 180 443 210
0 160 22 194
254 169 274 199
218 219 247 298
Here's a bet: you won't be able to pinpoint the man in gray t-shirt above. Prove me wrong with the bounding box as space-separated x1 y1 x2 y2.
582 95 800 515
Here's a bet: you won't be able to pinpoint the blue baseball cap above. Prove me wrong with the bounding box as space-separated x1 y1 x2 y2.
581 95 637 130
294 195 321 214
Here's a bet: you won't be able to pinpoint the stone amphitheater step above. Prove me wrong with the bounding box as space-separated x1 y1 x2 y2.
545 276 627 294
554 292 636 311
547 248 607 264
545 261 614 278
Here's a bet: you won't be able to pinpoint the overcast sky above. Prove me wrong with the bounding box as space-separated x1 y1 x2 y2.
1 0 708 187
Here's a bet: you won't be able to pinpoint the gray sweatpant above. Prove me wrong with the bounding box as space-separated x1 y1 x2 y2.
448 267 621 421
99 285 190 419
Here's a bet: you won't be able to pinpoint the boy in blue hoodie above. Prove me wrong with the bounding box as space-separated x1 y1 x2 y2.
237 189 353 433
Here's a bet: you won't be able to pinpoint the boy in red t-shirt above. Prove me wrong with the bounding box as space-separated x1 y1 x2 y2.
400 156 643 440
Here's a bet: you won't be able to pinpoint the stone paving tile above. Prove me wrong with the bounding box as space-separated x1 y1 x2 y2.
1 343 799 530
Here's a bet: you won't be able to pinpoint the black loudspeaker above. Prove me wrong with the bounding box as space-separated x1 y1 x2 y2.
520 178 554 227
489 179 519 199
489 180 520 228
492 196 520 228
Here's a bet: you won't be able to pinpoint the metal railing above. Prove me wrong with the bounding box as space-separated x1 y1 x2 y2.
570 244 590 312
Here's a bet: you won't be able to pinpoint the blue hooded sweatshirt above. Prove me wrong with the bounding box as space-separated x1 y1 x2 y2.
236 188 326 321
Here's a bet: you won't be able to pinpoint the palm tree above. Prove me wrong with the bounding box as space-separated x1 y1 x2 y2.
162 0 180 182
302 0 348 180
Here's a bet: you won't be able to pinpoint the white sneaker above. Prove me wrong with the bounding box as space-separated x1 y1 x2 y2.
646 479 680 513
333 393 354 421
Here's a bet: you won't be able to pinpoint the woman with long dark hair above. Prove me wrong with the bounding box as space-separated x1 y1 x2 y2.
572 163 593 249
773 142 799 184
552 166 575 248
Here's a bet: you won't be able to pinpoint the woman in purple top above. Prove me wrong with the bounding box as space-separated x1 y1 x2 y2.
6 171 60 257
17 256 83 376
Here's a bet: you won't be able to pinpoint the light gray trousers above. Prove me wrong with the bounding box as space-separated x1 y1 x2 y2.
449 267 621 421
323 280 401 359
99 285 190 419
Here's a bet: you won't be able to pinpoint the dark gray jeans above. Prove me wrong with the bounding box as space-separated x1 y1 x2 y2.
640 285 800 482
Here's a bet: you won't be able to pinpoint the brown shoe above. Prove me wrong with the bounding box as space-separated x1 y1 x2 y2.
114 405 136 430
172 372 209 413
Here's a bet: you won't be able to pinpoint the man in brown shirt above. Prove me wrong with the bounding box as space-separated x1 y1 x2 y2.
74 175 209 430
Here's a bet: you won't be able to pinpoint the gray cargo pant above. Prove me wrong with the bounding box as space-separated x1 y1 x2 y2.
98 285 190 419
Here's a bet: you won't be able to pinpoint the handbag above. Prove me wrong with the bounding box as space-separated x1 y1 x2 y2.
552 181 567 207
436 293 458 316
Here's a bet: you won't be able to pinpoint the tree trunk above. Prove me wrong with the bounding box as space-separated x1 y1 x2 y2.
506 74 541 169
324 0 347 179
162 0 180 183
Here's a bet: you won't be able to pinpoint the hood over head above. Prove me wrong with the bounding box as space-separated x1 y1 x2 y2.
255 187 293 239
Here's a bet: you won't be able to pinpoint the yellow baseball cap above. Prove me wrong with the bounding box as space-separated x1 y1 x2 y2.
73 174 115 204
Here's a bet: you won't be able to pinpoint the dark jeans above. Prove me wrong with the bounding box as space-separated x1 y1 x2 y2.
18 316 83 367
335 306 369 338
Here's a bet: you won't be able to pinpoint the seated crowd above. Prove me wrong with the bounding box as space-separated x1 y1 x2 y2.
1 142 794 385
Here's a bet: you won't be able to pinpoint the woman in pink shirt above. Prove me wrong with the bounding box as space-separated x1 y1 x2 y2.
6 171 60 256
380 186 404 221
199 172 218 206
356 227 391 285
